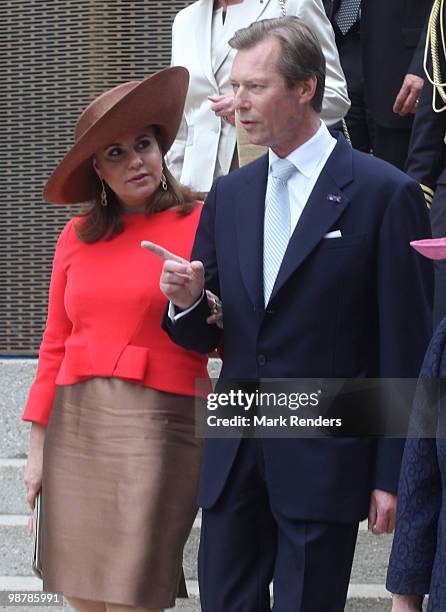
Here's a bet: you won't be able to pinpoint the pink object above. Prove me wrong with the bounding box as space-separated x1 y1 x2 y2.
410 238 446 260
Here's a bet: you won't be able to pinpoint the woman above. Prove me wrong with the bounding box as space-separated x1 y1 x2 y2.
167 0 350 192
23 68 212 612
387 237 446 612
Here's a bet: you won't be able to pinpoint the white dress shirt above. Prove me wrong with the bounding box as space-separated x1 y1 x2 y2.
268 122 337 234
169 123 338 321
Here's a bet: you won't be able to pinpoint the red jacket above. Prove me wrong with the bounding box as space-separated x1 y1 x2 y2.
23 205 208 426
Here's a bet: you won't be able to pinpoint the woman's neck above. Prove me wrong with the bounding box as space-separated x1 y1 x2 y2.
119 201 148 214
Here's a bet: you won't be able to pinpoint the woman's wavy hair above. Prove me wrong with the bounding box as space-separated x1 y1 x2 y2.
75 128 200 243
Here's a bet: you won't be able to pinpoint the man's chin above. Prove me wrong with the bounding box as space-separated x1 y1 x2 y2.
244 132 267 147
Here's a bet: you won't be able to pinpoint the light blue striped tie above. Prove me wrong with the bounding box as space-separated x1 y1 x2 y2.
263 158 295 305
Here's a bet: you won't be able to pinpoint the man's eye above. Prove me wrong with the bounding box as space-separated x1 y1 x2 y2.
232 84 239 93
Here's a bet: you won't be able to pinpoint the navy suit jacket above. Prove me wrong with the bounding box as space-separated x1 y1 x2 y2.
327 0 431 128
361 0 432 129
164 135 433 522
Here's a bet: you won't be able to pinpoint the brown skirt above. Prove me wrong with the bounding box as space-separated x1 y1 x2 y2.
41 378 201 609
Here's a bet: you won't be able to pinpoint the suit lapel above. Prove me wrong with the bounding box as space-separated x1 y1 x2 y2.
194 0 219 90
269 136 354 303
212 0 273 75
236 155 269 310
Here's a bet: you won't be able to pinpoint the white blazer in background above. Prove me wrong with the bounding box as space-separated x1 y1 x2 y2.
167 0 350 192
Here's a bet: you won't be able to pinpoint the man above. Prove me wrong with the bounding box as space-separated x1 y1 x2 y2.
144 17 432 612
326 0 431 169
405 0 446 326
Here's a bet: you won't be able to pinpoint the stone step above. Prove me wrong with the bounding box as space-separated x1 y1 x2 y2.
0 360 35 460
0 576 200 610
0 358 222 459
0 599 404 612
0 519 201 579
345 598 428 611
0 598 428 612
0 460 405 588
0 461 27 515
0 516 393 583
0 577 430 611
0 357 414 611
351 526 393 584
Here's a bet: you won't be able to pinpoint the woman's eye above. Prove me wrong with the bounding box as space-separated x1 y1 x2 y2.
137 138 151 150
106 147 123 157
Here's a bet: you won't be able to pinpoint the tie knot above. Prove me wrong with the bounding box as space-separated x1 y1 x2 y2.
271 158 295 182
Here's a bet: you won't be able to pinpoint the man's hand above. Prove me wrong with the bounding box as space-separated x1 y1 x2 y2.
208 93 236 125
393 74 424 116
368 489 397 534
141 241 205 310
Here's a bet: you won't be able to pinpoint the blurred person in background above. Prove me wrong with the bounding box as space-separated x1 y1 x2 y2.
326 0 432 169
404 0 446 326
386 236 446 612
167 0 349 192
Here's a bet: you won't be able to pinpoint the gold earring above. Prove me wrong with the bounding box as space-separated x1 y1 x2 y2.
100 180 108 207
161 172 168 191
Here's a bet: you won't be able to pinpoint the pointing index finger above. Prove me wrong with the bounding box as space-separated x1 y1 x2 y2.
141 241 188 264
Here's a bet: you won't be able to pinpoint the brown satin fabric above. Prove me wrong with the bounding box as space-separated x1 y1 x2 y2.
41 378 201 609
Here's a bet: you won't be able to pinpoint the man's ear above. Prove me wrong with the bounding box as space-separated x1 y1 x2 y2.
92 156 102 180
297 75 317 105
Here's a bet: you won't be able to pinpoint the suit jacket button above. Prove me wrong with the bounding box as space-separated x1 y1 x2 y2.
257 354 266 366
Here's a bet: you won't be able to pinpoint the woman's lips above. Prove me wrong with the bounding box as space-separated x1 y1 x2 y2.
128 173 149 184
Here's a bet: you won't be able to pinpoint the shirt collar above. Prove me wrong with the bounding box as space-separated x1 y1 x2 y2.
268 122 335 179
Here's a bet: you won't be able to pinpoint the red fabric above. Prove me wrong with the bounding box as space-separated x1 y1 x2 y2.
23 205 209 426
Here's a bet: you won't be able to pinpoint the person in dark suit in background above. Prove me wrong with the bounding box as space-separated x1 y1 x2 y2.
326 0 431 169
405 0 446 327
145 17 432 612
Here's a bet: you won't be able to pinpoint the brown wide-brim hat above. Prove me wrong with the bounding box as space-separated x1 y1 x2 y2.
44 67 189 204
411 238 446 260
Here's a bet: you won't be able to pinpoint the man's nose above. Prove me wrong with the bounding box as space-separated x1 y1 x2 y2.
234 88 250 111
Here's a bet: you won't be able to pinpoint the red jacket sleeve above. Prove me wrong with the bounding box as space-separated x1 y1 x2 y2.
22 222 73 425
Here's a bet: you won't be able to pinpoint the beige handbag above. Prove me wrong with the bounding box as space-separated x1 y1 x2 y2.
235 0 287 167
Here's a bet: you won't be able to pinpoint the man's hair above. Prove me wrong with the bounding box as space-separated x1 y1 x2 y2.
228 16 326 113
